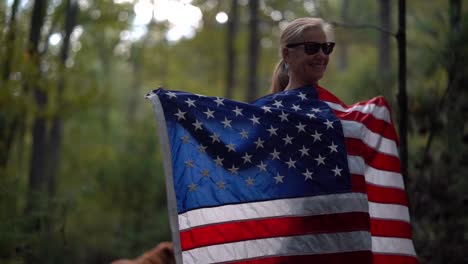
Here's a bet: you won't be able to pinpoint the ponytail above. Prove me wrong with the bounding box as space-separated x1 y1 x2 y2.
270 59 289 93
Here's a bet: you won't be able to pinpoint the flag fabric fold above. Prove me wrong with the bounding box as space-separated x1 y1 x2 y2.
146 85 418 264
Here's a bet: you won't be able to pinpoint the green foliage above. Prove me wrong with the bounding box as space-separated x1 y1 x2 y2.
0 0 467 263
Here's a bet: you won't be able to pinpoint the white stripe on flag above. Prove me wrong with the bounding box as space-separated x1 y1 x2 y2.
347 155 405 189
178 193 368 230
182 231 372 264
372 236 417 256
369 202 410 223
147 92 183 264
341 120 399 157
326 101 391 123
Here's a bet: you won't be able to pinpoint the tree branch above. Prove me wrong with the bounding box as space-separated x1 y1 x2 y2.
330 21 396 37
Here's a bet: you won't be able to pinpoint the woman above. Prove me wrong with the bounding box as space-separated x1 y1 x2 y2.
114 17 416 264
271 17 334 93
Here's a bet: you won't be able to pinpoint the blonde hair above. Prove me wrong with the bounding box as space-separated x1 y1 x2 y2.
270 18 334 93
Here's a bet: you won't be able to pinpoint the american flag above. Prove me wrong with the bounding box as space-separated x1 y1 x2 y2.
147 85 418 264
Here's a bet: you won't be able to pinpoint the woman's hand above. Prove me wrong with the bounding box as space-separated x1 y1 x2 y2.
111 242 175 264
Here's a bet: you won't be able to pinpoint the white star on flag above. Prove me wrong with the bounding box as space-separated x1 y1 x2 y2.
201 169 209 177
250 115 260 125
226 143 236 152
184 160 194 167
197 144 207 153
245 177 255 186
311 130 322 142
214 156 223 166
222 117 232 128
282 134 294 145
314 154 326 166
270 149 281 160
185 98 196 107
254 138 264 149
166 91 177 98
204 108 215 119
267 126 278 136
328 142 338 153
192 120 203 131
297 92 307 100
174 109 186 120
272 100 283 108
232 106 244 116
279 111 289 122
285 158 296 168
261 105 272 113
299 145 309 157
257 161 267 172
180 135 190 143
324 119 334 129
332 165 342 176
302 169 314 180
214 97 224 106
228 165 239 175
210 133 220 143
216 181 226 189
296 122 306 133
242 152 252 164
239 129 249 139
188 182 197 192
274 173 284 183
291 104 302 111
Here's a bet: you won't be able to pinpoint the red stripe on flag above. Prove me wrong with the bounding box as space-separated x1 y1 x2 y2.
334 110 398 142
346 138 401 172
366 184 408 205
373 254 419 264
317 86 390 109
351 174 367 193
180 212 370 251
231 250 373 264
370 219 413 238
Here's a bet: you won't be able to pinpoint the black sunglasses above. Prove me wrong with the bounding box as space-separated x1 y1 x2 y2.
286 42 335 55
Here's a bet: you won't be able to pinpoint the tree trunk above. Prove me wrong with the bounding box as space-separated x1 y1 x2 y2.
225 0 238 99
126 22 155 144
95 35 113 132
2 0 20 82
47 0 78 201
246 0 259 102
24 0 49 222
396 0 408 183
446 0 462 154
127 46 142 125
0 0 21 169
337 0 349 71
379 0 392 100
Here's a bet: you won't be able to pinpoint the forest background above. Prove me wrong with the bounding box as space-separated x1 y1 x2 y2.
1 0 467 263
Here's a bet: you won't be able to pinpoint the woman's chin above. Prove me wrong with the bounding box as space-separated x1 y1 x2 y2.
306 73 324 83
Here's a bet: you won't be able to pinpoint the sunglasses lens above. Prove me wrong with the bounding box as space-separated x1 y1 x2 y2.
304 43 321 55
322 43 334 55
303 42 334 55
287 42 335 55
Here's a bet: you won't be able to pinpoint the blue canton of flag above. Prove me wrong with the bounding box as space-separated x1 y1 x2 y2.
157 86 350 213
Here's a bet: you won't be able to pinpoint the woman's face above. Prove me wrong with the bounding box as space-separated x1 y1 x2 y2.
283 27 330 87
